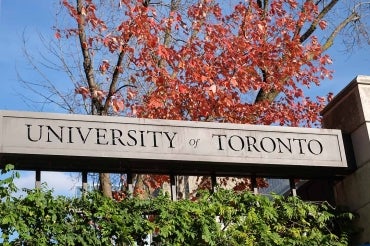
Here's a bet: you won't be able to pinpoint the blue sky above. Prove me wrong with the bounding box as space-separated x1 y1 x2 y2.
0 0 56 110
0 1 369 193
0 0 369 111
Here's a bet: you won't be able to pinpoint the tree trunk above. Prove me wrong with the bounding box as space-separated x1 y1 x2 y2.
99 173 112 198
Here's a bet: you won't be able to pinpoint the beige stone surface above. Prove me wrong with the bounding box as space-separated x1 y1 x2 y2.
322 86 363 133
0 110 347 168
351 123 370 167
358 77 370 122
322 75 370 134
322 75 370 245
352 202 370 244
335 160 370 210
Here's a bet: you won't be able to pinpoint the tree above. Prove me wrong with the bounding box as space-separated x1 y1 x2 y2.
21 0 370 197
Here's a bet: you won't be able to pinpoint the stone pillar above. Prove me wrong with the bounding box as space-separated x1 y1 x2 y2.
321 75 370 244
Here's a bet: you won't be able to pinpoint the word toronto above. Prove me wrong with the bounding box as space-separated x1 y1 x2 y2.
26 124 324 156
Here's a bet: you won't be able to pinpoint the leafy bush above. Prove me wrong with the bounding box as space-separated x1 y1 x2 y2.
0 165 353 245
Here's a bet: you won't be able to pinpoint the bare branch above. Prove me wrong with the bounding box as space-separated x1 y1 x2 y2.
256 0 269 10
300 0 340 43
20 34 77 113
76 0 101 115
322 11 360 52
102 48 127 114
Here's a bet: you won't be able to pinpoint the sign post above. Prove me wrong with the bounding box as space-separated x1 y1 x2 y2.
0 110 349 178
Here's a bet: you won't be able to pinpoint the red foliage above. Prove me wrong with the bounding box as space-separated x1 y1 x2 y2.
112 190 126 202
142 175 170 190
61 0 332 124
60 0 335 191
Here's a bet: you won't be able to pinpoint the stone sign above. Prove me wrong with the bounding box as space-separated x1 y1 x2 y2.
0 110 349 177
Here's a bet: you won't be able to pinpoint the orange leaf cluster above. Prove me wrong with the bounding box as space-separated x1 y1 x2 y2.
62 0 333 124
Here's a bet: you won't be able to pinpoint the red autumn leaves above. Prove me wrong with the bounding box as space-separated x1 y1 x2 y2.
62 0 332 125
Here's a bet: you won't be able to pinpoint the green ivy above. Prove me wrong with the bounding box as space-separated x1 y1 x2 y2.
0 165 354 245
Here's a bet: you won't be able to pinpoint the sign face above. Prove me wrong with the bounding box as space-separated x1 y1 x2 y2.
0 110 349 177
